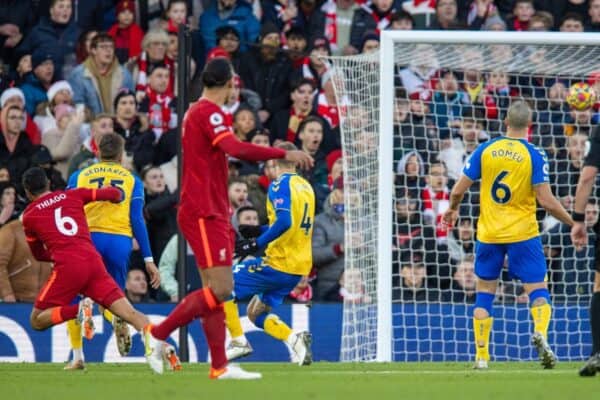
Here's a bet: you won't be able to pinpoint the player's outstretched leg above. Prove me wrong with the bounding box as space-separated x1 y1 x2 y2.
473 291 495 369
150 277 260 379
224 300 253 360
106 297 165 374
247 295 312 366
527 286 556 369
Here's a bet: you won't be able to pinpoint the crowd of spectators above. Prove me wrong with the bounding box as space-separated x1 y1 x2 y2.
0 0 598 304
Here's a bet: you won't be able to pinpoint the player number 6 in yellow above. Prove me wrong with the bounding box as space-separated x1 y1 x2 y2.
491 170 512 204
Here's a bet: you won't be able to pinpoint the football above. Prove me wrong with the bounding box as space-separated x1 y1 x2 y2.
566 82 597 111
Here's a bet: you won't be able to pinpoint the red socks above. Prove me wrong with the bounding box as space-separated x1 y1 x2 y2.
151 287 227 368
201 303 227 370
151 288 207 340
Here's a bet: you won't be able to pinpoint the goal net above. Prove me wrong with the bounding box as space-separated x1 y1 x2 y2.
328 31 600 362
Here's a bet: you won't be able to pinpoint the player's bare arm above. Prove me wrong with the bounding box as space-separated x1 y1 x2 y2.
442 175 473 229
534 183 574 227
571 165 598 249
532 183 573 228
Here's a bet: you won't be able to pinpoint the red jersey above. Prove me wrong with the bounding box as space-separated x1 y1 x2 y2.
22 188 121 264
180 98 286 219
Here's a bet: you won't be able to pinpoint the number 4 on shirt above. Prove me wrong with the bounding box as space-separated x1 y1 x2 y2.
300 203 312 235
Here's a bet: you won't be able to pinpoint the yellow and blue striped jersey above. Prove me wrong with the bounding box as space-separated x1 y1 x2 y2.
463 137 549 244
68 161 142 237
264 173 315 276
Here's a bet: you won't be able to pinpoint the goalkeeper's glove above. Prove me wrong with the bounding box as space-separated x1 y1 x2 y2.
235 239 259 259
238 224 262 239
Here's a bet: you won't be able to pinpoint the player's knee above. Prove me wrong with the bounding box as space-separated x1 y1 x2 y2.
529 288 550 307
29 314 45 331
246 295 266 323
211 283 233 303
474 292 495 319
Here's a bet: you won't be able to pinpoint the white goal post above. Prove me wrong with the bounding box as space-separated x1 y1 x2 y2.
329 31 600 362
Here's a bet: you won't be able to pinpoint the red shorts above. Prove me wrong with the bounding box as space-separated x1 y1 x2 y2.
34 253 124 310
178 214 234 269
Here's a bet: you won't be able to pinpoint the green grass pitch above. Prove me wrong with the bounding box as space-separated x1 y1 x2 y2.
2 362 597 400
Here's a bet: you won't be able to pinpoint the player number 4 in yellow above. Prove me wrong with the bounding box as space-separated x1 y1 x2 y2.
491 170 512 204
300 203 312 235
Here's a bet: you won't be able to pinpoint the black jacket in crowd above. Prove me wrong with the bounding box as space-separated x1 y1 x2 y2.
113 117 155 173
238 48 296 119
144 189 178 261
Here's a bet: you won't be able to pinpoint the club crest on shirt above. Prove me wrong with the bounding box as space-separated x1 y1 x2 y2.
219 248 227 262
209 112 224 126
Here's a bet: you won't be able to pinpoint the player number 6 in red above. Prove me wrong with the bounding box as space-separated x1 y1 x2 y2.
54 207 79 236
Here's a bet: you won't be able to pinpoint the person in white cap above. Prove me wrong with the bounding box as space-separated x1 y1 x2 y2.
0 87 41 146
33 80 75 135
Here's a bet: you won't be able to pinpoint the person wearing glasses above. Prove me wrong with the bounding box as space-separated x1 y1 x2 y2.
69 33 134 115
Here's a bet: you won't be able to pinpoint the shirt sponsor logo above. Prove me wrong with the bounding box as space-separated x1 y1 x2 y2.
274 198 284 206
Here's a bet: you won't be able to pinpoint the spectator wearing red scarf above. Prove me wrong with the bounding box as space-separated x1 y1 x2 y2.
108 0 144 64
131 29 175 104
349 0 395 51
139 64 176 142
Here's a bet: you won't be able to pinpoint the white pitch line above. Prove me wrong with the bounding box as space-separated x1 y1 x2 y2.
267 370 578 375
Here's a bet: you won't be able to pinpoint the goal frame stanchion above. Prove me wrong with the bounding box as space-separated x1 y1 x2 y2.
377 31 394 363
375 30 600 363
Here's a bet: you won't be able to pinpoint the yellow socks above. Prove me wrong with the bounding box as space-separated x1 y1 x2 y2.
264 314 293 341
531 303 552 339
224 300 244 339
66 319 83 361
473 317 493 361
103 309 114 324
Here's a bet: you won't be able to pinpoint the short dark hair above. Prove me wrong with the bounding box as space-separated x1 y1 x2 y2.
228 177 247 187
292 78 316 92
147 63 169 76
297 115 324 134
167 0 188 10
50 0 68 9
98 133 125 161
391 10 414 25
514 0 534 7
560 12 584 26
236 205 258 218
91 32 115 49
246 127 269 143
201 58 233 88
22 167 49 196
